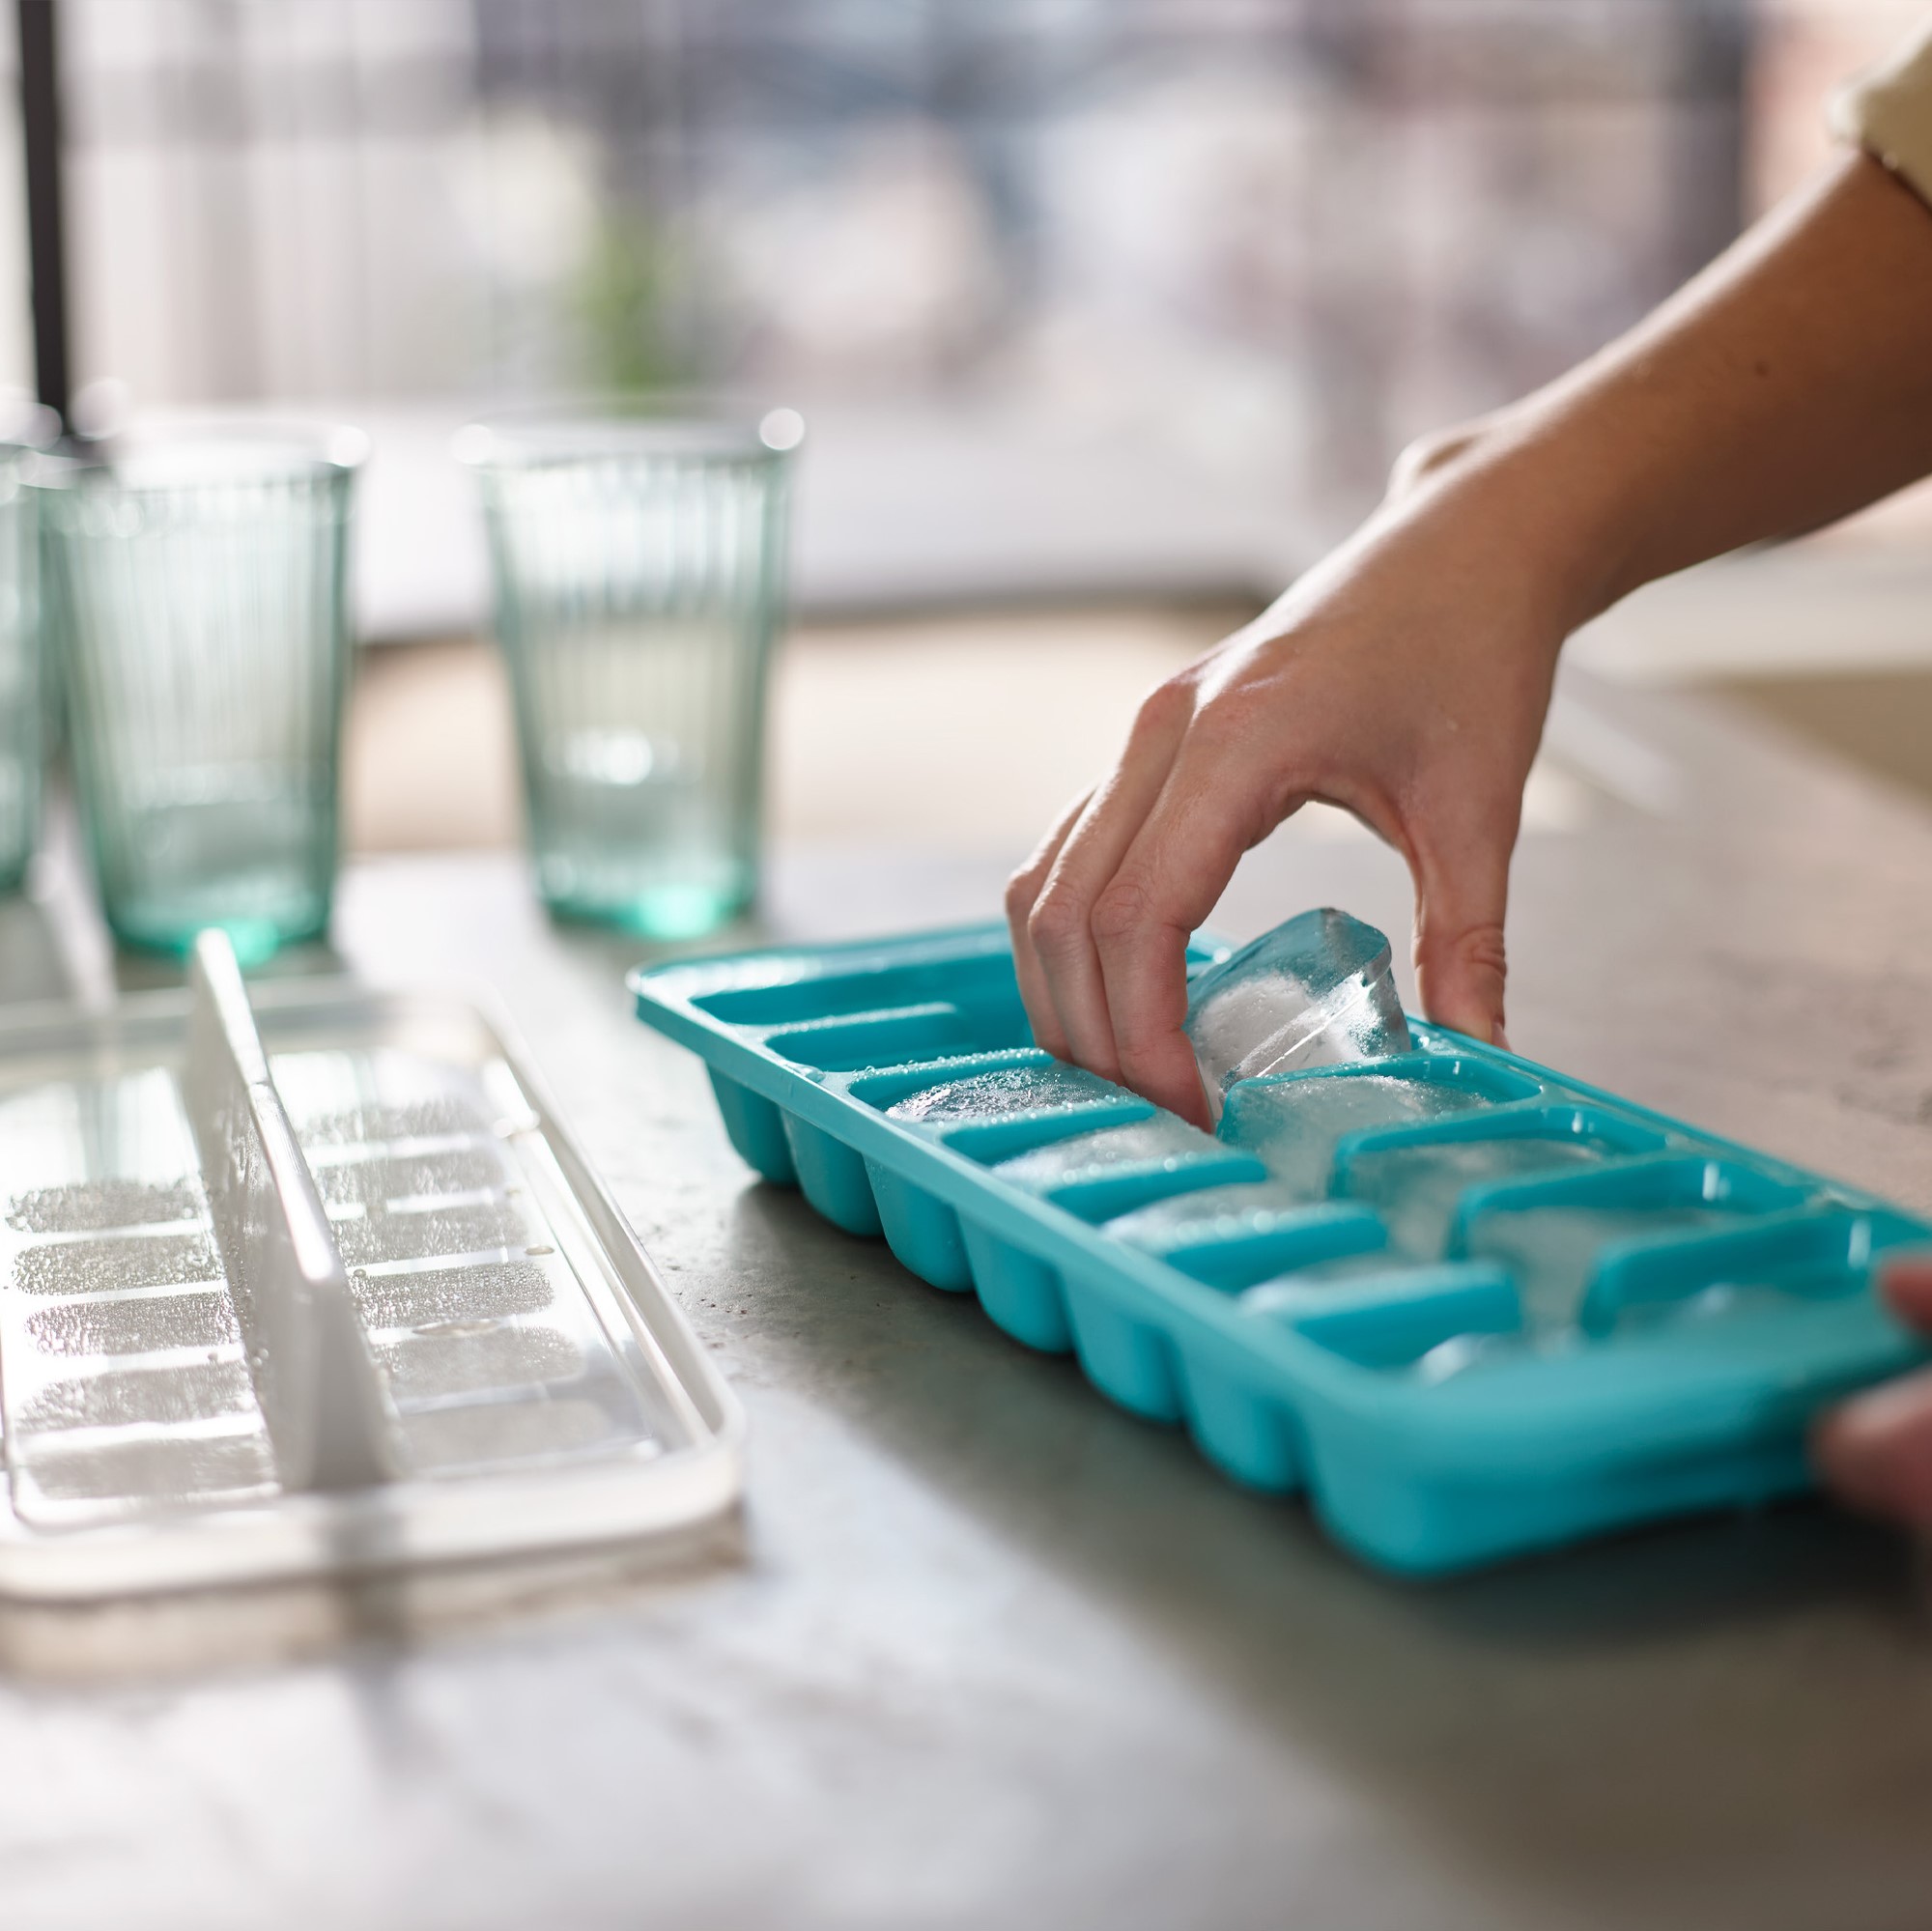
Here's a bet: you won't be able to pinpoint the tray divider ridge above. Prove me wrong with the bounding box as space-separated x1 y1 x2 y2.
184 930 393 1493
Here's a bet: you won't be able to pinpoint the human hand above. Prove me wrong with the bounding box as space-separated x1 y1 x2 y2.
1005 427 1595 1125
1007 154 1932 1126
1815 1255 1932 1525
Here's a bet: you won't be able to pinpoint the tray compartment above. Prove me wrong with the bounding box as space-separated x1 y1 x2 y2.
764 1002 1024 1072
943 1100 1155 1165
1126 1201 1390 1291
1059 1266 1182 1421
866 1050 1124 1123
693 944 1025 1031
278 1037 684 1479
11 1229 223 1295
988 1113 1222 1185
1578 1205 1922 1337
959 1222 1071 1350
1221 1057 1543 1196
1332 1104 1668 1257
1265 1264 1523 1372
866 1161 970 1290
1174 1349 1304 1491
706 1071 797 1183
1453 1155 1815 1330
781 1114 882 1235
1045 1152 1270 1225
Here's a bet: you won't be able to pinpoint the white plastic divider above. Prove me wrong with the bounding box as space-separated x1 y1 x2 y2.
183 931 393 1492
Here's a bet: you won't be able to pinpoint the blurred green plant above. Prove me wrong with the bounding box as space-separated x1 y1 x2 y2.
571 207 696 395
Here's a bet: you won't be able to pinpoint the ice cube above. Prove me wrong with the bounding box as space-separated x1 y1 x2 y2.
1344 1134 1606 1259
886 1060 1118 1124
990 1115 1222 1189
1104 1175 1327 1244
1239 1250 1416 1310
1470 1203 1736 1330
1185 909 1410 1121
1221 1072 1483 1198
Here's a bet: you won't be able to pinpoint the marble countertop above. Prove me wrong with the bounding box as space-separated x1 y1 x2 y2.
4 671 1932 1931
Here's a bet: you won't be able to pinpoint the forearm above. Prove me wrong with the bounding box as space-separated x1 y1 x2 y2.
1404 151 1932 632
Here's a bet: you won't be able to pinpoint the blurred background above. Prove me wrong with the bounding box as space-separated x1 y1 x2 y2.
5 0 1929 870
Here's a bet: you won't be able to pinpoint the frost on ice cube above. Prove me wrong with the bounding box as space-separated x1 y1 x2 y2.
886 1061 1117 1124
1220 1072 1476 1196
1185 908 1410 1122
992 1114 1221 1189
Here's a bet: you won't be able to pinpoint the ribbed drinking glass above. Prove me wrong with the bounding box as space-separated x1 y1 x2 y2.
0 443 43 891
463 405 799 938
34 424 364 962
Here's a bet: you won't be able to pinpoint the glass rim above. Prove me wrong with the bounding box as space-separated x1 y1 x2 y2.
454 394 805 471
25 416 370 494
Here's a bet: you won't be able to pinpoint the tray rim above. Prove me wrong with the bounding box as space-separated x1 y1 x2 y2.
629 923 1929 1485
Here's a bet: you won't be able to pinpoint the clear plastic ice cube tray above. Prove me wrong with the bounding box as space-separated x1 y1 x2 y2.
0 933 740 1599
633 922 1931 1575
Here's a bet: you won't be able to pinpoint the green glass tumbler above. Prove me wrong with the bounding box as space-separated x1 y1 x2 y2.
0 443 44 892
462 405 799 939
34 424 364 963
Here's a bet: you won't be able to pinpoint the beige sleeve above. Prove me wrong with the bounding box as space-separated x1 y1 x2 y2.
1832 20 1932 206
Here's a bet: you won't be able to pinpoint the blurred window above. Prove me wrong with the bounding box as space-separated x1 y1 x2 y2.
47 0 1831 619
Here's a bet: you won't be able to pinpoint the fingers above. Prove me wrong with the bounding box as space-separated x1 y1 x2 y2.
1811 1252 1932 1527
1407 803 1516 1048
1005 790 1089 1059
1881 1251 1932 1330
1090 740 1278 1126
1815 1366 1932 1528
1021 680 1194 1080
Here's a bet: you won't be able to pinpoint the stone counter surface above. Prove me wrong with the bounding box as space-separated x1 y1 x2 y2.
4 674 1932 1931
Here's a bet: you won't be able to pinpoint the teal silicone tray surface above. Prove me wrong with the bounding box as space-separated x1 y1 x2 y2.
632 922 1930 1574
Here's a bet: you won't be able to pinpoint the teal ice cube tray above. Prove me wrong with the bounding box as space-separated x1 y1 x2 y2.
632 922 1930 1574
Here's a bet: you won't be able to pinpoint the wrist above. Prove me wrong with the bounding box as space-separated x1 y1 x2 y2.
1387 398 1670 636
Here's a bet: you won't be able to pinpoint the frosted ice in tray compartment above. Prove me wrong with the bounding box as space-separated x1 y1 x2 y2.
378 1320 585 1403
991 1115 1222 1188
1185 909 1411 1121
1223 1074 1484 1200
887 1059 1119 1124
1240 1249 1431 1311
332 1196 537 1269
13 1429 278 1516
7 1178 203 1235
1104 1175 1332 1244
349 1256 558 1331
314 1145 511 1210
22 1288 239 1358
1470 1203 1741 1330
13 1358 257 1435
397 1377 653 1474
1347 1135 1609 1261
10 1230 223 1295
271 1045 496 1149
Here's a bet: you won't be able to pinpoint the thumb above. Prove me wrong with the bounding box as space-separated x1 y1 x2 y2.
1813 1366 1932 1527
1880 1250 1932 1331
1406 811 1514 1048
1811 1254 1932 1522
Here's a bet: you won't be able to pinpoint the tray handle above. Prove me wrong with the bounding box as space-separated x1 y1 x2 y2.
184 931 393 1491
